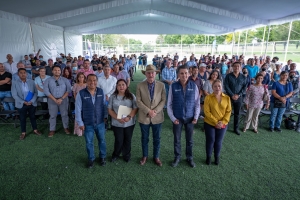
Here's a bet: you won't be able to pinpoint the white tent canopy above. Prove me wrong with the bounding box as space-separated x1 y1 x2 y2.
1 0 300 61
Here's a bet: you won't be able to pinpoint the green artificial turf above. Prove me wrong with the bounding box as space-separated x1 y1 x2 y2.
0 70 300 200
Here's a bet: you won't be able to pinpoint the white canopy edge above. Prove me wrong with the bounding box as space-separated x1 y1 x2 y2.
88 20 208 34
32 22 64 31
164 0 268 24
269 13 300 25
0 10 29 23
65 9 232 33
65 10 151 31
30 0 145 23
151 10 233 32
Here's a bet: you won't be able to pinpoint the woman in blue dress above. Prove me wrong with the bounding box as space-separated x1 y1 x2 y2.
271 63 281 85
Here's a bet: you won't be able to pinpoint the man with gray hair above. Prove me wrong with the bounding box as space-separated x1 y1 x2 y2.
289 63 299 76
3 54 18 75
97 65 117 130
12 62 32 81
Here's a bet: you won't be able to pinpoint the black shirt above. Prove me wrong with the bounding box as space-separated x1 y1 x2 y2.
224 72 247 98
45 66 53 76
30 57 38 66
91 59 99 66
0 72 12 91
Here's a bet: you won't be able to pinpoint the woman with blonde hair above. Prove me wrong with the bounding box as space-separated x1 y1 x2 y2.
204 79 232 165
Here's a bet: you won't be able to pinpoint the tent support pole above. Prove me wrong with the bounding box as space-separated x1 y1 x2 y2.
180 35 183 56
204 35 206 54
264 26 271 56
284 21 293 62
63 31 66 55
231 32 235 56
29 23 36 54
243 30 248 55
260 26 266 55
207 35 209 54
237 32 241 55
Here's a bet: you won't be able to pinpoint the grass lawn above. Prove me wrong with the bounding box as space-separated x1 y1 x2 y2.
0 70 300 199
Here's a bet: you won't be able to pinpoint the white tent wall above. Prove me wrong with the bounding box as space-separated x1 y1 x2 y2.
31 24 65 61
64 31 83 57
0 18 33 63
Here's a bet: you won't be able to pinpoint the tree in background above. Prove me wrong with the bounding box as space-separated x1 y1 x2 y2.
83 21 300 46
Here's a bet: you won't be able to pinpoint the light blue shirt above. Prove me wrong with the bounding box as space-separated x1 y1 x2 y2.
22 81 29 100
123 59 132 72
75 88 107 127
244 65 259 79
186 61 197 68
34 75 50 97
109 60 115 68
95 71 104 78
162 67 177 82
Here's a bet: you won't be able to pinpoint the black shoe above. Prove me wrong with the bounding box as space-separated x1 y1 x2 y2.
214 157 220 165
111 157 117 162
269 128 274 132
131 79 134 81
206 156 211 165
187 159 196 168
234 129 240 135
171 158 180 167
124 157 131 163
100 158 106 166
274 128 282 132
87 160 94 168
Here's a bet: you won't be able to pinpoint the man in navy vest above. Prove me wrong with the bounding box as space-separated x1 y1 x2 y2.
167 65 200 168
75 74 107 168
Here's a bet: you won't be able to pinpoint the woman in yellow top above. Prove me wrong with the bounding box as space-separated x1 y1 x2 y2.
204 79 232 165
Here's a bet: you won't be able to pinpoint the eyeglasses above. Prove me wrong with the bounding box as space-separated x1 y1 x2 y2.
55 80 59 86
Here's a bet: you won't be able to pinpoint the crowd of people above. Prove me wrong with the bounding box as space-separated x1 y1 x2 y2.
0 50 299 168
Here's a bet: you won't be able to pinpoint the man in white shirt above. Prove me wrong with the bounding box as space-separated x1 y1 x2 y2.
22 55 32 74
97 65 117 102
97 65 117 129
3 54 18 75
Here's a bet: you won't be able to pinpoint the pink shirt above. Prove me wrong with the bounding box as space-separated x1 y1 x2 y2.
77 68 95 77
244 84 269 108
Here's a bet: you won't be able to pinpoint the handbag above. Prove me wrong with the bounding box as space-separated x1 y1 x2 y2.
274 98 286 108
262 85 269 102
273 83 288 108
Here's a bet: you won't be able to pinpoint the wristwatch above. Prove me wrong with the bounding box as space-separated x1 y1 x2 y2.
127 115 132 119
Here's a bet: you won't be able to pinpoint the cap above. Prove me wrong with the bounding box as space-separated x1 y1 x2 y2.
199 63 207 67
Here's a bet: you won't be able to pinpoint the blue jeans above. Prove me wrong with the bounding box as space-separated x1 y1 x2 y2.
269 103 286 129
140 123 162 158
164 83 170 105
0 91 15 112
84 122 106 161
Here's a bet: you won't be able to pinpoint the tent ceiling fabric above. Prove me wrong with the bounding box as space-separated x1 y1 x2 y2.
1 0 300 35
